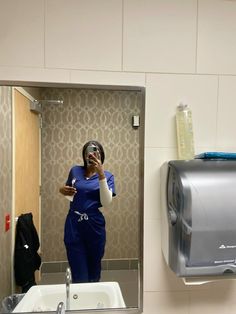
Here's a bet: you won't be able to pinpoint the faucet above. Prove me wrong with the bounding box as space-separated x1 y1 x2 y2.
65 267 72 310
56 302 65 314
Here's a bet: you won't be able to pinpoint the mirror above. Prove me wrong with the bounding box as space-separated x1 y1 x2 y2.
0 84 144 313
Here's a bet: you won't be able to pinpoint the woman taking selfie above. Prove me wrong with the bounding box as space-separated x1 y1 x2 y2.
59 140 116 283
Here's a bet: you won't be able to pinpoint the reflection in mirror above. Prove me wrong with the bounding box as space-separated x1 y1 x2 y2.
0 85 144 313
60 140 117 285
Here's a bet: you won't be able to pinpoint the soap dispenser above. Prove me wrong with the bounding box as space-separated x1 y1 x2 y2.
176 103 195 160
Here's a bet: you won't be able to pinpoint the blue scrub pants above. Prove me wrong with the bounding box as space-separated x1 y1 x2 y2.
64 210 106 283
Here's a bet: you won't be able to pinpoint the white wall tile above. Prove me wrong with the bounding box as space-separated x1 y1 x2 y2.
144 219 187 292
144 148 177 221
0 66 70 83
0 67 144 87
195 146 217 155
217 76 236 147
70 70 145 87
197 0 236 75
190 289 236 314
215 146 236 153
143 291 189 314
145 74 218 149
0 0 44 67
45 0 122 71
123 0 197 73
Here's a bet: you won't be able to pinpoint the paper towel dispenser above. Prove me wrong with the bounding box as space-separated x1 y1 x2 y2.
160 159 236 277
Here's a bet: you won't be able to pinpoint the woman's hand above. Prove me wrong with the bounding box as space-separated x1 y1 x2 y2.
59 186 77 196
88 153 105 180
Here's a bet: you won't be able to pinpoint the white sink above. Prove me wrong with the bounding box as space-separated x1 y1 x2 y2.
13 282 126 312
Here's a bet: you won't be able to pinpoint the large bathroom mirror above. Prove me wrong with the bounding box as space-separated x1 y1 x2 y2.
0 83 144 313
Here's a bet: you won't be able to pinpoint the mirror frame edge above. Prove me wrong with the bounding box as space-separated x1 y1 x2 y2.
1 80 145 314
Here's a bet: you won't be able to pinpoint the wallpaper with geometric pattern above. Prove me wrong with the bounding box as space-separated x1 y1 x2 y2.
0 86 12 301
40 88 142 262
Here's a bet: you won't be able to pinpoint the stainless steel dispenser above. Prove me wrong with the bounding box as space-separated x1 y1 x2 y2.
161 159 236 277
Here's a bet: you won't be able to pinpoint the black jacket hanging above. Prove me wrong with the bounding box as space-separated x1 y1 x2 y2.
14 212 41 292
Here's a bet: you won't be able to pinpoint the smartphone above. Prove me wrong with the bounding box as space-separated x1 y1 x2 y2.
86 145 98 165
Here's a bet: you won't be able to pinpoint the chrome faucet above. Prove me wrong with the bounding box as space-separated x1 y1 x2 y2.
65 267 72 310
56 302 65 314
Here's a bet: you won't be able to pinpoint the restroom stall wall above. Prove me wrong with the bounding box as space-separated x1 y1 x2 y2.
40 88 141 262
0 87 12 300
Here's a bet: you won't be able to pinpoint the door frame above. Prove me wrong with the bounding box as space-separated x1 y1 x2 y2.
11 87 42 292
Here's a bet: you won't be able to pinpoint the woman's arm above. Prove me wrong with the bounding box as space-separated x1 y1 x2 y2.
59 185 77 196
99 178 112 207
88 152 114 206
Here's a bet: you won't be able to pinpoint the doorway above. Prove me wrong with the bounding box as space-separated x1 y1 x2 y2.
12 87 41 289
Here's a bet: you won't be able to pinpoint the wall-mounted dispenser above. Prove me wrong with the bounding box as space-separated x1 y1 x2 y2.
160 159 236 282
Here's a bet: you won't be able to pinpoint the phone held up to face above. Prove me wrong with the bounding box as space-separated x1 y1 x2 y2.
85 145 99 166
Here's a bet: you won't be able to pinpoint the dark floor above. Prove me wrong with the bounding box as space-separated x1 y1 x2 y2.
40 269 139 308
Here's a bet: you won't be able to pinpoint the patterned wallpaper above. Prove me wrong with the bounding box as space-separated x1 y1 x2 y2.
41 88 142 261
0 87 12 301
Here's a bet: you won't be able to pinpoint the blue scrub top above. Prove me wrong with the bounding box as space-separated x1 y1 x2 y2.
66 165 116 212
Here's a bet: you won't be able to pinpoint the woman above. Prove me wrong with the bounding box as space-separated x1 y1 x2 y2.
59 140 115 283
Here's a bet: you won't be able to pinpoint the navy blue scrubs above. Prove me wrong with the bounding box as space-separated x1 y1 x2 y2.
64 165 115 283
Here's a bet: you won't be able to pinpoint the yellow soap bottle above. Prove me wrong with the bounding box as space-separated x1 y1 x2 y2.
176 103 195 160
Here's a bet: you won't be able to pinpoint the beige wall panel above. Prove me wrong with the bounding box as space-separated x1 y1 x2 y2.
41 88 142 261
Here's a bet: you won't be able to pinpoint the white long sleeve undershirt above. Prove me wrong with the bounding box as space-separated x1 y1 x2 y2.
99 178 113 207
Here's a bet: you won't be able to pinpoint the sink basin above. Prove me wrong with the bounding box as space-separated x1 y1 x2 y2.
13 282 126 312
